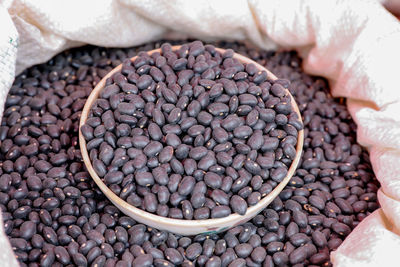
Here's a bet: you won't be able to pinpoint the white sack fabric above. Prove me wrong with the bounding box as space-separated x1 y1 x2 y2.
1 0 400 266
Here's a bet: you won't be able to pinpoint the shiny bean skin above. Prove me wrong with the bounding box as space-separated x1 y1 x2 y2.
211 206 231 218
186 243 202 260
54 246 70 265
204 172 222 189
178 176 196 196
132 254 153 267
230 195 248 215
164 248 183 265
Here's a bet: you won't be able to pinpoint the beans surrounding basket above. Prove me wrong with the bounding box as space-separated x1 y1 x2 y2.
0 40 379 266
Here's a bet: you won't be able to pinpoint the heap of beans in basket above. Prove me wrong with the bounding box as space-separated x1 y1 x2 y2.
81 41 302 220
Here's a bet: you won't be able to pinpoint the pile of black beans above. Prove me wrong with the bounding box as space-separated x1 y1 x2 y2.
0 40 379 267
81 41 302 220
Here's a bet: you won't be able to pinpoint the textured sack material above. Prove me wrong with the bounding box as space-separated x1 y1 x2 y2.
1 0 400 266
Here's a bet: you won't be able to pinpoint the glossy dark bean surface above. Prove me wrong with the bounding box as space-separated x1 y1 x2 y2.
1 40 379 266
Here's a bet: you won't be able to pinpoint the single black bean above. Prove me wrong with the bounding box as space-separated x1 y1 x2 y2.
185 243 202 260
178 176 196 196
193 207 210 220
211 205 231 218
233 126 252 139
19 221 36 240
54 246 70 265
251 247 266 263
144 194 158 213
205 256 222 267
289 245 308 264
234 243 252 258
164 248 183 265
230 195 247 215
41 250 56 267
135 172 154 187
190 192 206 209
219 247 235 266
179 200 192 220
210 189 228 206
204 172 222 189
104 171 124 185
143 141 163 157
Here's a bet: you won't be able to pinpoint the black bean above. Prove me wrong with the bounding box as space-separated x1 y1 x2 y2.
134 172 154 187
53 246 70 265
270 167 288 182
207 103 229 116
251 247 266 263
309 195 326 210
180 118 196 133
167 108 182 124
19 221 36 240
230 195 247 215
205 256 221 267
154 259 174 267
104 171 124 185
353 200 367 213
213 127 229 143
178 176 196 196
272 251 289 266
41 250 56 267
151 108 165 126
185 243 202 260
238 94 257 106
234 243 252 258
204 172 222 189
81 124 94 141
188 191 205 209
220 248 236 266
91 255 106 266
34 160 52 173
331 222 351 236
187 125 204 137
289 233 310 247
164 248 183 265
148 247 164 260
212 239 226 256
310 252 329 265
265 241 284 254
144 194 158 213
127 253 150 267
143 141 163 157
243 159 260 175
232 125 252 139
100 84 119 99
165 134 181 149
332 188 350 199
193 207 210 220
10 237 28 251
289 245 308 264
177 69 193 86
211 205 231 218
150 166 168 186
209 189 228 206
